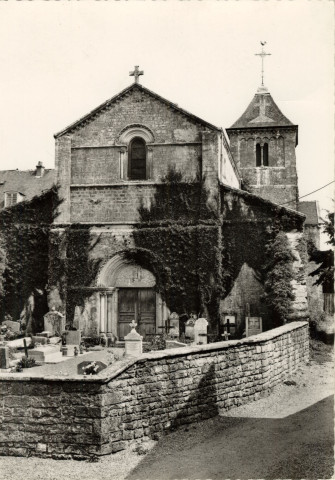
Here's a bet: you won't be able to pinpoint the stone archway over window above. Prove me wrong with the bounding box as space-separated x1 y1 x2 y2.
117 125 155 180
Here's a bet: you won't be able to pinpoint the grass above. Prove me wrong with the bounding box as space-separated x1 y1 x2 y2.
309 337 334 364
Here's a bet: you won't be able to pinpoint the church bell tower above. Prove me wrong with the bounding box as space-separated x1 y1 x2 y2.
226 43 299 209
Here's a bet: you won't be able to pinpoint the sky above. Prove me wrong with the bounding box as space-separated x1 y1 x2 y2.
0 1 333 226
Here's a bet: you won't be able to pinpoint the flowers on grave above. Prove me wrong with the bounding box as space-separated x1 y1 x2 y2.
15 357 36 372
4 329 18 341
0 324 8 335
82 361 99 375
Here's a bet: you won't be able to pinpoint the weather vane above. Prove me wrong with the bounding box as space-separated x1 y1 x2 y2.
255 41 271 87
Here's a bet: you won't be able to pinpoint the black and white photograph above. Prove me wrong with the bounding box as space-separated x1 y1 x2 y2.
0 1 333 479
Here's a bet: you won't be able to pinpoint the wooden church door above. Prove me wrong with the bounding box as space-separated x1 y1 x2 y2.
118 288 156 339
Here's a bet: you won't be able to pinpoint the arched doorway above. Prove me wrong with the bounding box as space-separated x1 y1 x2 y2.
97 254 167 340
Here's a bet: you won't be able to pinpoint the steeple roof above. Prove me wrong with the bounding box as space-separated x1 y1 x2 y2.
229 86 296 129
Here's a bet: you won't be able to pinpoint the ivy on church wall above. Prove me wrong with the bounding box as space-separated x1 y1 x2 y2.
124 169 222 331
48 224 103 325
126 170 304 332
0 187 61 331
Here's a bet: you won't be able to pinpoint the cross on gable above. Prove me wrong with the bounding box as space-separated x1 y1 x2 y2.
129 65 144 84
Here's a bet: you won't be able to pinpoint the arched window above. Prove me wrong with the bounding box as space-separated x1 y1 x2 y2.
256 143 262 167
129 137 146 180
256 142 269 167
263 143 269 166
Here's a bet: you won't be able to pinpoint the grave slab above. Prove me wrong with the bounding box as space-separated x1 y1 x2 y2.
28 345 61 363
39 331 53 338
6 337 32 349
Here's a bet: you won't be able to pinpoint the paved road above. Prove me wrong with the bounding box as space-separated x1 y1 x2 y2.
127 394 334 480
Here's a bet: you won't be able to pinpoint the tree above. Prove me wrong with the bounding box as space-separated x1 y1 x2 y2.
309 212 334 292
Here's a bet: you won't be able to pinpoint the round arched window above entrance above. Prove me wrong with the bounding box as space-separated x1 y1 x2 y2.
129 137 147 180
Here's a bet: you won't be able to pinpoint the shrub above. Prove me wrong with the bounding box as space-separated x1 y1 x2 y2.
82 335 103 348
15 357 36 372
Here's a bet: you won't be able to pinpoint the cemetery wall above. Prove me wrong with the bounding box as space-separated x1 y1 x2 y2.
0 321 308 459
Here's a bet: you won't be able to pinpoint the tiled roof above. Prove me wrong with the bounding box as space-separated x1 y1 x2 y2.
0 168 56 210
54 83 221 138
228 88 296 129
298 201 321 225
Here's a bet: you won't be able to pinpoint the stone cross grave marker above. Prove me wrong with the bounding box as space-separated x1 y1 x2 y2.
44 308 65 336
221 315 236 341
169 312 180 338
0 346 10 370
124 320 143 357
194 318 208 344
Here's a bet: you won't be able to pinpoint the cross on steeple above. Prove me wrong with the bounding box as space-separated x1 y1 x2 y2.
129 65 144 84
255 41 271 87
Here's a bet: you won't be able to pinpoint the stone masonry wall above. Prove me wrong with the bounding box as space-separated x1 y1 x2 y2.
70 184 158 223
71 145 202 185
0 322 308 460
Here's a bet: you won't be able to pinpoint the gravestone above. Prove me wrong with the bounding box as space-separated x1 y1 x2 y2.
221 315 236 341
32 336 48 345
2 320 21 333
77 361 107 375
185 318 195 340
0 346 10 370
44 308 65 336
169 312 180 338
124 320 143 357
246 317 263 337
194 318 208 344
28 344 62 363
64 330 81 346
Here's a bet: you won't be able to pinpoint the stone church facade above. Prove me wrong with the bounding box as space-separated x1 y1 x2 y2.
49 75 309 339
